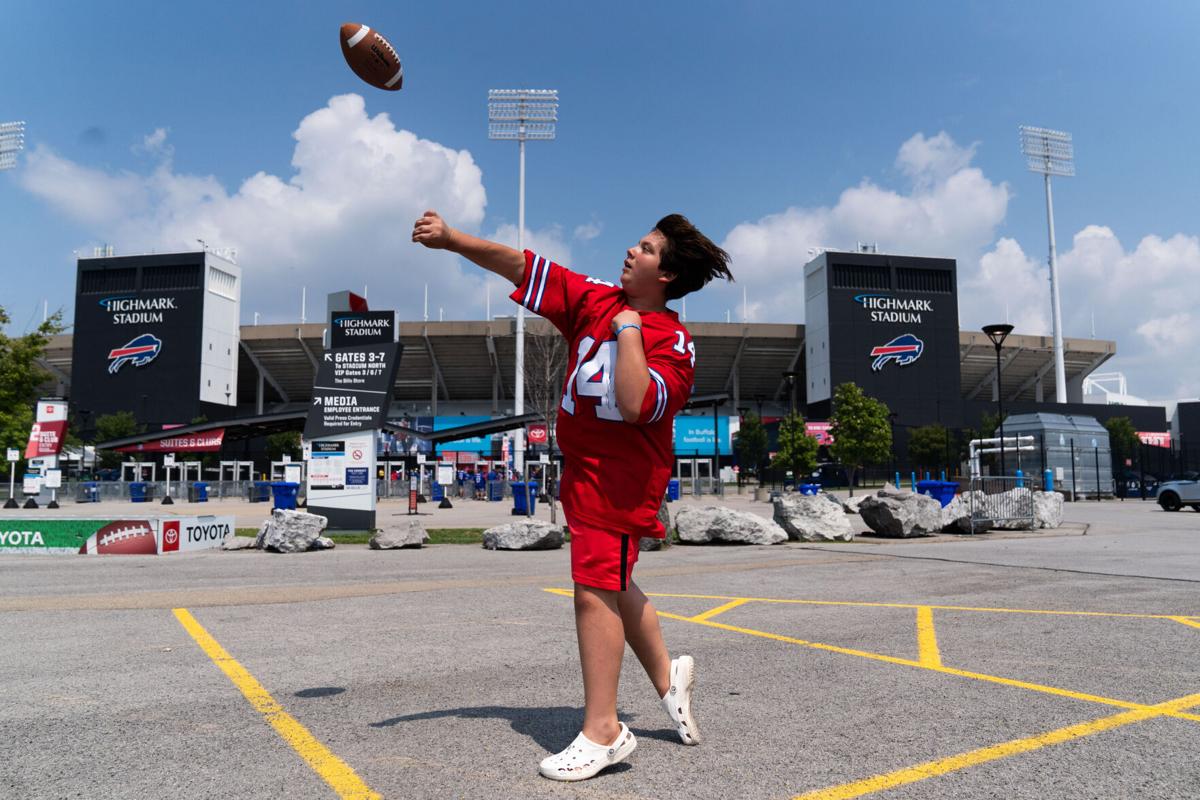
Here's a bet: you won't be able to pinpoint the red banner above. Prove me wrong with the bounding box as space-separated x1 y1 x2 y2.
1137 431 1171 449
527 423 548 444
25 420 68 458
805 421 834 445
116 429 225 453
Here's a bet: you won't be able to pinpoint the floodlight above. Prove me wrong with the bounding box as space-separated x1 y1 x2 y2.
0 121 25 172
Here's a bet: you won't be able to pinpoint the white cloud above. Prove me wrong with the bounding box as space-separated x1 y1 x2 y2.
960 237 1049 334
20 94 492 322
573 220 602 242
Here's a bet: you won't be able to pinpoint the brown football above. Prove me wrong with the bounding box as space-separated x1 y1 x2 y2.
340 22 404 91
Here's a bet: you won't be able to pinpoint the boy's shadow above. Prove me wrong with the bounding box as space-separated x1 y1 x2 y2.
371 706 679 753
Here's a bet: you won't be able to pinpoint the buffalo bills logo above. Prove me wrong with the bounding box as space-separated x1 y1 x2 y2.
107 333 162 374
869 334 924 371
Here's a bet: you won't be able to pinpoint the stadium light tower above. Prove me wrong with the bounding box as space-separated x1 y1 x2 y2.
489 89 558 473
0 121 26 171
1019 125 1074 404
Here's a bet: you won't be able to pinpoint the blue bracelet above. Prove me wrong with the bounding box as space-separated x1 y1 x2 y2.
614 323 642 337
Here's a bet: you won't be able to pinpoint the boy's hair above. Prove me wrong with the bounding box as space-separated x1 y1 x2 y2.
655 214 734 300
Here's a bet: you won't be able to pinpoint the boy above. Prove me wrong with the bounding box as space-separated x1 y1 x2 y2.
412 209 733 780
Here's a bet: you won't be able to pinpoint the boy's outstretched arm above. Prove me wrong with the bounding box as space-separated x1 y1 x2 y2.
412 209 525 287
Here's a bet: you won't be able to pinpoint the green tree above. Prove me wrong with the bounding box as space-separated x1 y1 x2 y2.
734 412 769 479
829 382 892 495
771 412 819 484
908 424 953 471
1103 416 1140 471
0 306 66 479
266 431 302 461
95 411 141 469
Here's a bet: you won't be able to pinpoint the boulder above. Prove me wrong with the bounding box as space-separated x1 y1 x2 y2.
221 535 258 551
1033 491 1064 529
312 536 336 550
773 495 854 542
370 519 430 549
482 520 565 550
841 494 871 515
675 506 787 545
256 509 329 553
987 488 1036 530
859 493 942 537
641 501 672 551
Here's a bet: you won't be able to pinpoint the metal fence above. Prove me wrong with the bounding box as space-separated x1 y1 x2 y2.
965 476 1035 533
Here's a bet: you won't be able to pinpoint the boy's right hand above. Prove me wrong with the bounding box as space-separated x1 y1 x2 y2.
412 210 453 249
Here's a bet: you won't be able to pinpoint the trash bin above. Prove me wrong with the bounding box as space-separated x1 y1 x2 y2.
431 482 445 502
488 480 504 502
917 480 958 508
270 481 299 510
666 478 681 502
129 482 148 503
188 482 209 503
249 481 271 502
511 482 539 515
799 483 821 496
78 482 99 503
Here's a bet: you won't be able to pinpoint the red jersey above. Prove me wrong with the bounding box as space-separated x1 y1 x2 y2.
511 250 694 538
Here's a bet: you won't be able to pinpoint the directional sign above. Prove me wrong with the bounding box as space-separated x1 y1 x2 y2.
304 341 402 439
330 310 394 349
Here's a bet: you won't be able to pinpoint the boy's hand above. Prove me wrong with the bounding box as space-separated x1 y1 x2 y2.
611 309 642 335
412 210 454 249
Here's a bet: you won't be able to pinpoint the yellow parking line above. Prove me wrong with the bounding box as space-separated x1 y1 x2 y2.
173 609 380 800
793 690 1200 800
691 598 751 622
916 607 942 668
1170 616 1200 630
644 592 1200 620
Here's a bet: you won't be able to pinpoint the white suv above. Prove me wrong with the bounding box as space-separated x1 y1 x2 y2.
1156 478 1200 512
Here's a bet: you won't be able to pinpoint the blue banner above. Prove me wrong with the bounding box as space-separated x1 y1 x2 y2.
673 415 732 456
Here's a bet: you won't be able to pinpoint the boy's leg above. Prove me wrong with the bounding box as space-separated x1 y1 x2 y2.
574 583 625 746
617 580 671 697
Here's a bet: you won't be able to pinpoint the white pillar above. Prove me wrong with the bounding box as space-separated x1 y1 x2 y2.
1045 174 1067 403
514 138 526 473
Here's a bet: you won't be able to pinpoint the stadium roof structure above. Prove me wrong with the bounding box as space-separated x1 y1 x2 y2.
40 320 1115 414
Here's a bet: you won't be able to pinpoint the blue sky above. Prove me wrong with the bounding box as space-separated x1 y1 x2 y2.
3 1 1199 401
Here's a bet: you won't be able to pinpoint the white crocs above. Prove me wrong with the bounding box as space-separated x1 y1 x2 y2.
537 722 637 781
662 655 700 745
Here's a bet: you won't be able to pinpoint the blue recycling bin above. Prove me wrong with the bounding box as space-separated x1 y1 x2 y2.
666 478 681 501
431 482 445 502
511 482 539 515
189 482 209 502
129 481 148 503
917 480 959 508
79 481 99 503
249 481 271 502
799 483 821 496
270 481 299 510
488 480 504 502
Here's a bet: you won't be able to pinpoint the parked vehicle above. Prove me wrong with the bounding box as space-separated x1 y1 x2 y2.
1156 478 1200 512
1115 470 1158 497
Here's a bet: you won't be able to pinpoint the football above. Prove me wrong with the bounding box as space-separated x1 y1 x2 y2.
340 22 404 91
79 519 158 555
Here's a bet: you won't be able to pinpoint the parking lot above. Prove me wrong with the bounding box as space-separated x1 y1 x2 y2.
2 496 1198 799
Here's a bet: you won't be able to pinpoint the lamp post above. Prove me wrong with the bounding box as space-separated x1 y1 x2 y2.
782 371 799 417
1019 126 1074 403
736 406 749 492
489 89 558 476
888 411 899 481
983 324 1015 476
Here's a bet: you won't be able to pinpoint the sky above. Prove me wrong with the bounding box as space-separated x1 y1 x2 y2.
3 0 1199 402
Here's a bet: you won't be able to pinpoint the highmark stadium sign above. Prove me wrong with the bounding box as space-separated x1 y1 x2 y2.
853 293 933 324
98 295 180 325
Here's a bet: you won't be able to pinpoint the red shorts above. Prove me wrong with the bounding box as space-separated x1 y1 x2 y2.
569 521 640 591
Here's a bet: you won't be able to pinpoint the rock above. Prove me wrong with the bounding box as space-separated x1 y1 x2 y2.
675 506 787 545
859 493 943 537
312 536 335 550
258 509 329 553
370 519 430 549
221 535 258 551
772 495 854 542
482 520 565 550
841 494 870 515
987 488 1036 530
641 501 671 551
940 493 980 533
876 482 912 499
1034 491 1064 529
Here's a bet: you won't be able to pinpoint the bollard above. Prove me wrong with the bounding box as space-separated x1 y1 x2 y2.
1015 469 1024 488
910 471 917 491
1043 468 1054 492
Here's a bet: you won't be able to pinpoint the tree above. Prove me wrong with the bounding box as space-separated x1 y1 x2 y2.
522 320 568 456
829 382 892 495
1104 416 1140 471
0 306 65 479
734 412 769 479
908 424 952 472
771 412 818 484
95 411 140 469
266 431 302 462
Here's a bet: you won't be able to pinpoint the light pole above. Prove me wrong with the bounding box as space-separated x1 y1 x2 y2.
1019 125 1074 403
0 121 25 171
782 371 799 417
983 324 1014 476
489 89 558 475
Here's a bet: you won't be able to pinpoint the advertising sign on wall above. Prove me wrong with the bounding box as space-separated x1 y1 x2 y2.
673 416 732 456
